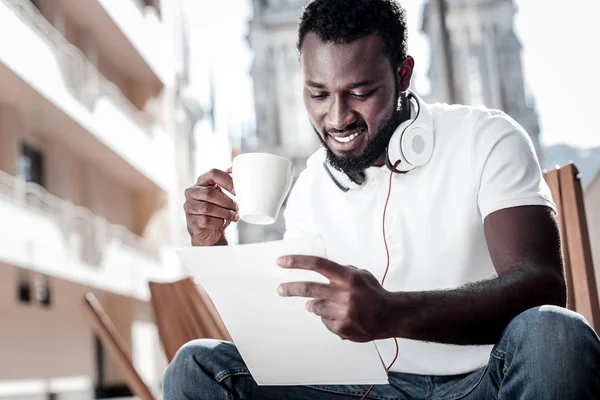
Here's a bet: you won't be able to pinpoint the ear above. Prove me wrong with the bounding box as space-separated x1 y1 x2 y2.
396 56 415 93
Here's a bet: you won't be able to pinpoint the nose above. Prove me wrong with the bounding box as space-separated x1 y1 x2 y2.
325 96 356 131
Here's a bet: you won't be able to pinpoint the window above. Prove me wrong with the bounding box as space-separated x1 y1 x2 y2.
19 143 45 187
17 273 31 304
94 335 133 398
34 275 51 308
17 273 52 308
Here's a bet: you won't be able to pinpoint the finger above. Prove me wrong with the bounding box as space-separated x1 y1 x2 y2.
196 168 235 195
226 167 232 174
187 215 228 231
306 300 345 320
277 282 339 300
184 200 239 221
277 255 350 282
185 186 238 211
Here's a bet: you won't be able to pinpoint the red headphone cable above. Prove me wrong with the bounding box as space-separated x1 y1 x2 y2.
360 161 400 399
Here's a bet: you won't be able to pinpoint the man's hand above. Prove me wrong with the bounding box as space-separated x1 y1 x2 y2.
184 168 239 247
277 255 391 342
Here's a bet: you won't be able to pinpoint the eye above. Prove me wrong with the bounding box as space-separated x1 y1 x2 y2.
310 93 328 100
351 89 377 99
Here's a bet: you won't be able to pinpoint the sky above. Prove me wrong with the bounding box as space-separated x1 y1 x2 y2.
184 0 600 150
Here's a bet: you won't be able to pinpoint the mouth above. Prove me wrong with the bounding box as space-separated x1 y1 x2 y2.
327 128 367 153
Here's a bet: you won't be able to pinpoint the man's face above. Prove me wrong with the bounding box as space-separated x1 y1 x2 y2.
300 33 410 173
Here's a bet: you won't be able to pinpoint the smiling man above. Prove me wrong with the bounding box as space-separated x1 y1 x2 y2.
305 31 405 173
170 0 600 399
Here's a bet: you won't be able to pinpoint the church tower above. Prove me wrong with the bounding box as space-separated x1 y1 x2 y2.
421 0 542 159
247 0 320 167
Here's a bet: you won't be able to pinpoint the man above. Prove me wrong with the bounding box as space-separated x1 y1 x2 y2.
168 0 600 398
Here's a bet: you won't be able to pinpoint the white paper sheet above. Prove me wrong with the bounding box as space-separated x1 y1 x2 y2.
175 235 389 386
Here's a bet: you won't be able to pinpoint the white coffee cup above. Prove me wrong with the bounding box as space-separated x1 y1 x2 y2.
231 152 295 225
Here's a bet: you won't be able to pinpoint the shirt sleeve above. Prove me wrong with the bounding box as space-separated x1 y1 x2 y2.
282 170 317 239
471 110 556 221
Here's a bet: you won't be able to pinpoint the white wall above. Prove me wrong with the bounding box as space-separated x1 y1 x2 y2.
96 0 172 85
0 263 96 399
0 262 167 399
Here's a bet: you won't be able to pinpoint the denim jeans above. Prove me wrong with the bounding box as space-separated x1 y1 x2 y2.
163 306 600 399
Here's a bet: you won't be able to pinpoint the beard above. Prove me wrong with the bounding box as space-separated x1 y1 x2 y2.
314 99 404 174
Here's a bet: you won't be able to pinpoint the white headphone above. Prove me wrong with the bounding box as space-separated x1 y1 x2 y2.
323 90 434 191
386 90 434 173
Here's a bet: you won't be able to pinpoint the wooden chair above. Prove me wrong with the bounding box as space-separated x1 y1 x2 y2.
148 277 231 363
543 163 600 332
82 293 157 400
82 278 230 398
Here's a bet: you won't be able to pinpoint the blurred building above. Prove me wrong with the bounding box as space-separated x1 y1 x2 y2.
244 0 319 243
421 0 543 159
0 0 199 398
247 0 320 164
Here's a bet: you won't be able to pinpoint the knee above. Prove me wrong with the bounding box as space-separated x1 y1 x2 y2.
497 306 600 394
163 339 224 394
504 305 597 356
509 305 590 336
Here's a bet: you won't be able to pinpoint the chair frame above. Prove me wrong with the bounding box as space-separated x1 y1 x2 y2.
82 293 157 400
543 163 600 331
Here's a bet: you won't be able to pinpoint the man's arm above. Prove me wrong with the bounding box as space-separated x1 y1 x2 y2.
278 205 566 345
380 204 566 345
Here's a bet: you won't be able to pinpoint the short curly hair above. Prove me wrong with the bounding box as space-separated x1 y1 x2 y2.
297 0 409 69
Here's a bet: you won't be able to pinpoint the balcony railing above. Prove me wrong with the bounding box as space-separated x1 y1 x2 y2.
0 170 158 267
4 0 154 133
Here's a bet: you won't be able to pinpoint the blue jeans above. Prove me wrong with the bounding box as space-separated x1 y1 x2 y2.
163 306 600 399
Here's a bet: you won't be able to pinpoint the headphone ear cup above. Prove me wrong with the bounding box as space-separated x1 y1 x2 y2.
401 124 434 166
386 91 434 173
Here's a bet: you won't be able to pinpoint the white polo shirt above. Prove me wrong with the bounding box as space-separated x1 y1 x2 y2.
282 101 556 376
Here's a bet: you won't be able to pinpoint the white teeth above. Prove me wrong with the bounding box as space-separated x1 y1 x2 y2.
332 130 362 143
